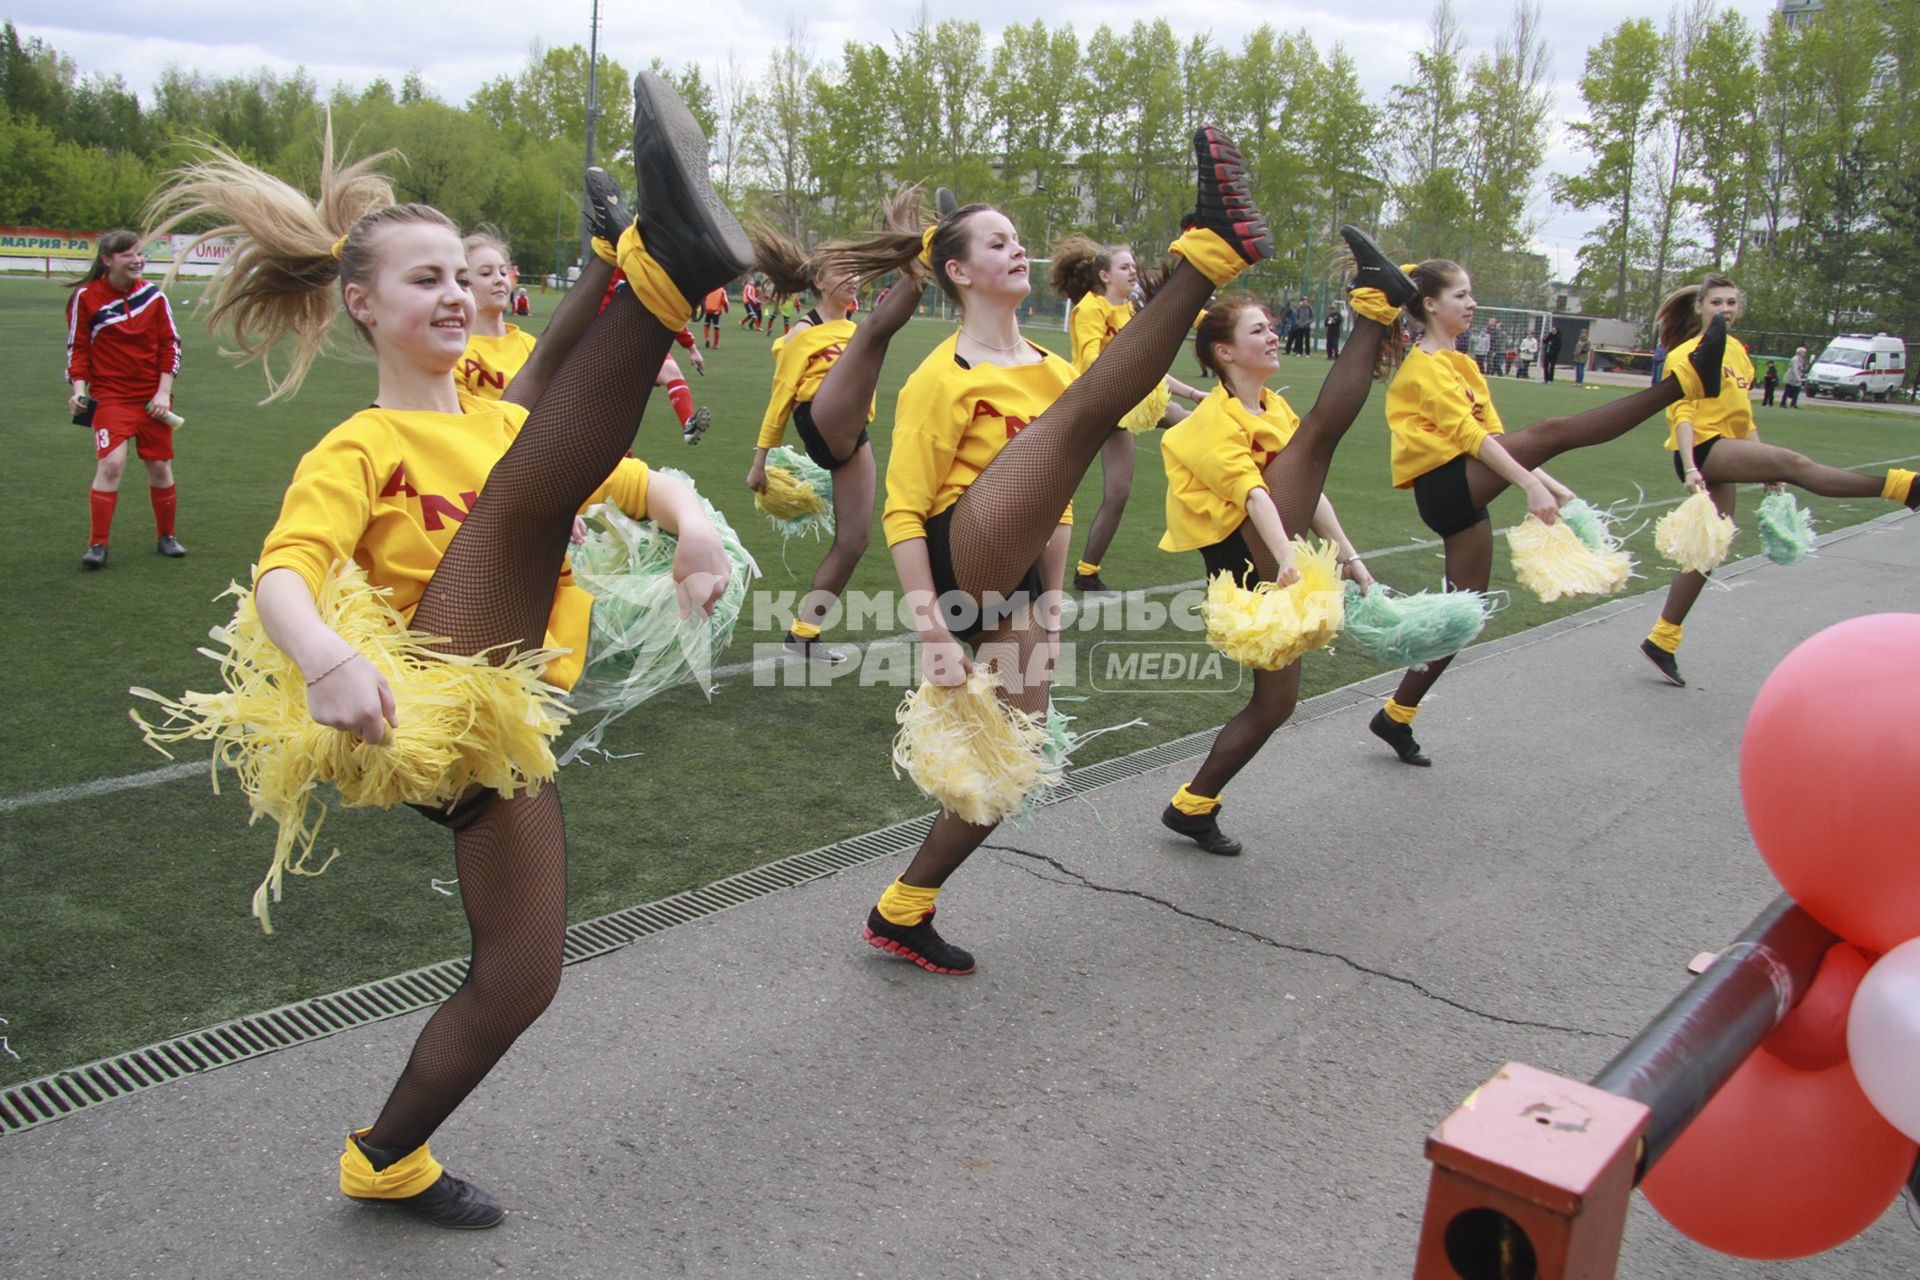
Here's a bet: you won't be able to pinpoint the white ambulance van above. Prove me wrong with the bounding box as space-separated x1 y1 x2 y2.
1804 333 1907 401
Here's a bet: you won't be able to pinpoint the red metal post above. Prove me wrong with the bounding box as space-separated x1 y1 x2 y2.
1413 1063 1649 1280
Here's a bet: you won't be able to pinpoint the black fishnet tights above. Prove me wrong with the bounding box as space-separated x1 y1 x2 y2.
1391 373 1690 710
361 290 675 1154
806 281 922 462
945 260 1215 600
364 785 567 1154
1181 314 1389 797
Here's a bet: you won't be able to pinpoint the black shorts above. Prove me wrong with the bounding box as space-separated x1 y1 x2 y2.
1412 455 1490 538
791 400 869 473
1198 526 1269 588
704 310 721 324
923 506 1045 644
1672 436 1720 481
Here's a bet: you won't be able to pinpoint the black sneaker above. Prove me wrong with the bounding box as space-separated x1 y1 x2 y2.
681 404 711 444
863 906 975 975
81 542 107 570
1161 804 1243 856
1340 225 1419 309
1191 126 1272 265
1640 638 1686 687
630 71 752 302
582 165 630 247
1689 313 1727 399
156 535 187 558
784 631 851 665
1073 571 1118 596
1369 707 1432 766
346 1137 505 1230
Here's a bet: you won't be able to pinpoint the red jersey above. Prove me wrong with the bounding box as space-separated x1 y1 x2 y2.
66 277 181 401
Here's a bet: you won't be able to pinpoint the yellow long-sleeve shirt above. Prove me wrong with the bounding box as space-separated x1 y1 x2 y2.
755 317 874 449
1159 384 1300 552
883 334 1077 547
1664 333 1755 450
455 325 539 400
257 391 650 690
1070 294 1134 372
1387 345 1505 488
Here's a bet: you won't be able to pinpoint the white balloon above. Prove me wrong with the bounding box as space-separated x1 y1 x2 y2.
1848 937 1920 1144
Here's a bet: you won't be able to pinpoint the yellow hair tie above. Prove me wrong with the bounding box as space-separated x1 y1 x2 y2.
330 236 348 261
918 225 937 269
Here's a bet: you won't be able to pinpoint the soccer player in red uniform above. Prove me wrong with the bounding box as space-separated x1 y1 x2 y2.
66 229 185 569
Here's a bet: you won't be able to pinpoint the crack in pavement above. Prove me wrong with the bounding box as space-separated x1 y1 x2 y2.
986 843 1625 1042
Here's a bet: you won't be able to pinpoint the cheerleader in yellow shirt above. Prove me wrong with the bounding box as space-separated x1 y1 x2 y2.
455 226 540 399
142 77 746 1227
1049 237 1207 596
1369 259 1730 767
1157 286 1406 856
815 126 1289 974
745 193 926 661
1640 273 1919 686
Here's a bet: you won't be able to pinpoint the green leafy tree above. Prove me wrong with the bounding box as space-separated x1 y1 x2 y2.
1388 1 1473 263
1557 18 1662 319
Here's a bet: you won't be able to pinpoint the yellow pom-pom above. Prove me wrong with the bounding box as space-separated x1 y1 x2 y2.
1118 380 1172 434
891 670 1059 827
130 562 568 932
1655 490 1736 574
1507 516 1633 602
1202 537 1345 669
755 465 828 521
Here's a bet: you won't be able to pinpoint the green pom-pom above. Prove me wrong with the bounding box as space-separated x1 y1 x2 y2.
1756 491 1816 566
1339 582 1492 670
562 470 759 761
1558 498 1622 555
755 445 835 541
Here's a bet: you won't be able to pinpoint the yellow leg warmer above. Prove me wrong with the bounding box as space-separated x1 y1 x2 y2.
1648 619 1684 654
788 619 822 641
1168 228 1248 288
1349 288 1401 327
339 1129 443 1200
1384 697 1419 726
1882 469 1915 505
876 878 940 927
1076 561 1101 577
1171 783 1221 816
615 225 695 333
590 235 618 267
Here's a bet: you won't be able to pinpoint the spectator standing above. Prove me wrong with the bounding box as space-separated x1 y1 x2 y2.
1573 329 1590 384
1295 297 1315 356
1762 360 1780 407
1517 331 1538 380
1542 325 1561 382
1471 324 1491 373
1324 305 1342 360
1485 319 1505 375
1783 346 1806 407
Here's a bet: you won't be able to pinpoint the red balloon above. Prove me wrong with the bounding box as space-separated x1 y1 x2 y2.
1741 613 1920 954
1763 942 1874 1071
1641 1050 1914 1259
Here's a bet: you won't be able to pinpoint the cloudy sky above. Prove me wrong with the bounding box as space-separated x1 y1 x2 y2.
18 1 1786 275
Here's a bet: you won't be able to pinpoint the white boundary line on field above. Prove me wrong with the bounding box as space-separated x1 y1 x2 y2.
9 454 1917 816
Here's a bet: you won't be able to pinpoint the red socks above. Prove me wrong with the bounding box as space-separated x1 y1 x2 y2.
665 379 694 429
150 485 177 537
89 488 118 543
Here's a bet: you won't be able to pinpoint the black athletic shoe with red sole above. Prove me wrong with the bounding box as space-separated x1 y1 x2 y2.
863 906 976 975
1689 313 1728 400
631 72 752 303
1640 638 1686 687
1191 126 1272 265
1340 225 1419 310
